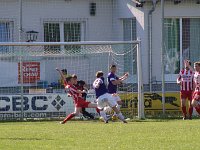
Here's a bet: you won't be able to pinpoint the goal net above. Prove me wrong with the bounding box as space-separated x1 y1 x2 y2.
0 41 143 120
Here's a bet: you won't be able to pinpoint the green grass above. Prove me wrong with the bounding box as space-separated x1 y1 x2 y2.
0 119 199 150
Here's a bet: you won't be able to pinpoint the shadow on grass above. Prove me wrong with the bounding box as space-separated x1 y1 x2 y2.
0 137 53 141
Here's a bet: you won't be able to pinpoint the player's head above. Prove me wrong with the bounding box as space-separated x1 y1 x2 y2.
72 74 78 85
110 64 117 73
65 76 73 84
61 69 67 75
96 71 104 78
184 59 191 69
194 61 200 72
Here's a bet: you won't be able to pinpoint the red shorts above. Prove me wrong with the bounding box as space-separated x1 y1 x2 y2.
180 91 193 101
192 91 200 101
74 98 91 108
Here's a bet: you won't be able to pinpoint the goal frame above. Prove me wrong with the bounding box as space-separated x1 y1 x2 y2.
0 40 144 120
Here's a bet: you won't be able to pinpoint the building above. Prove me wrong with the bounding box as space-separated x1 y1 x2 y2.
0 0 200 92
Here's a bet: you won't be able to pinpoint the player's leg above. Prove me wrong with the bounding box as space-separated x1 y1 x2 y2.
181 98 187 119
81 97 95 119
191 92 200 115
111 105 127 123
60 107 81 124
81 98 108 122
188 92 193 119
191 100 200 114
92 100 107 120
112 94 122 121
107 94 127 123
82 107 95 119
88 102 97 108
180 92 187 120
96 97 109 123
75 98 95 119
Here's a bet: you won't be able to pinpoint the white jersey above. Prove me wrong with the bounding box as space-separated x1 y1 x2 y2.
194 71 200 92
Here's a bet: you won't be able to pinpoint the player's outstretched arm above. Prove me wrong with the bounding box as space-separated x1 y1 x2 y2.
111 72 129 85
56 68 65 81
119 72 129 81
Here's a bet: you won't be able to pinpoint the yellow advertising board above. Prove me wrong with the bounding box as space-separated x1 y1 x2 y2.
119 92 182 117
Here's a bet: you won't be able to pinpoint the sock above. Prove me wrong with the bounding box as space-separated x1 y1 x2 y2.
100 110 108 121
113 105 121 116
96 108 100 115
116 104 121 110
82 110 94 119
117 112 125 122
181 106 187 117
62 113 75 123
195 106 200 115
188 107 193 117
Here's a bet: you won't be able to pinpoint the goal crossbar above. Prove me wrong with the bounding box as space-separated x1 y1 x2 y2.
0 41 140 46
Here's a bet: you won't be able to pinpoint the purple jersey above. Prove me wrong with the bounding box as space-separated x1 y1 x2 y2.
107 72 119 94
93 77 107 98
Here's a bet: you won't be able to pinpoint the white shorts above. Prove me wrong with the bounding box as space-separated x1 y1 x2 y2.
111 93 121 102
97 93 117 109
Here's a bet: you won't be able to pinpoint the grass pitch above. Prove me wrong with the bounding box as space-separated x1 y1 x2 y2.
0 119 199 150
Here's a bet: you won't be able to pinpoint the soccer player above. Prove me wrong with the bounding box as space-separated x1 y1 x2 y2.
191 61 200 115
177 60 194 120
93 71 127 123
72 74 95 120
107 65 129 120
58 69 68 87
56 68 97 124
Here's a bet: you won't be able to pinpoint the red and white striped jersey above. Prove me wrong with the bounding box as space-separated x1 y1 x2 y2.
64 81 81 102
194 71 200 92
177 69 194 91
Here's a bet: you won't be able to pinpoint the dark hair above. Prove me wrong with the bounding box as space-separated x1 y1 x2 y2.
72 74 77 79
61 69 67 74
187 59 192 66
96 71 104 78
188 60 191 66
65 76 73 82
110 64 116 69
194 62 200 67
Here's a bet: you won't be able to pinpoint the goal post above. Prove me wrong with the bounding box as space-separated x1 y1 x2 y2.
137 40 145 119
0 41 144 120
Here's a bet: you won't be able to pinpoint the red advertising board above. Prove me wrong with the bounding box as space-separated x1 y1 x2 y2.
18 62 40 83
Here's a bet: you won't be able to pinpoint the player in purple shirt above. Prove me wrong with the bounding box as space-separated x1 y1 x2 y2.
107 65 129 120
93 71 127 123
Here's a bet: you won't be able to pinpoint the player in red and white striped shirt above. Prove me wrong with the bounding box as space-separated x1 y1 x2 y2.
72 74 95 120
177 60 194 120
191 61 200 115
56 68 97 124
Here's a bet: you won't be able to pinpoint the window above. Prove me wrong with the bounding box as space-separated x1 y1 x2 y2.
123 18 137 41
44 23 60 53
0 21 13 52
123 18 137 74
64 23 81 53
164 18 200 81
182 18 200 64
164 18 180 74
44 22 83 54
